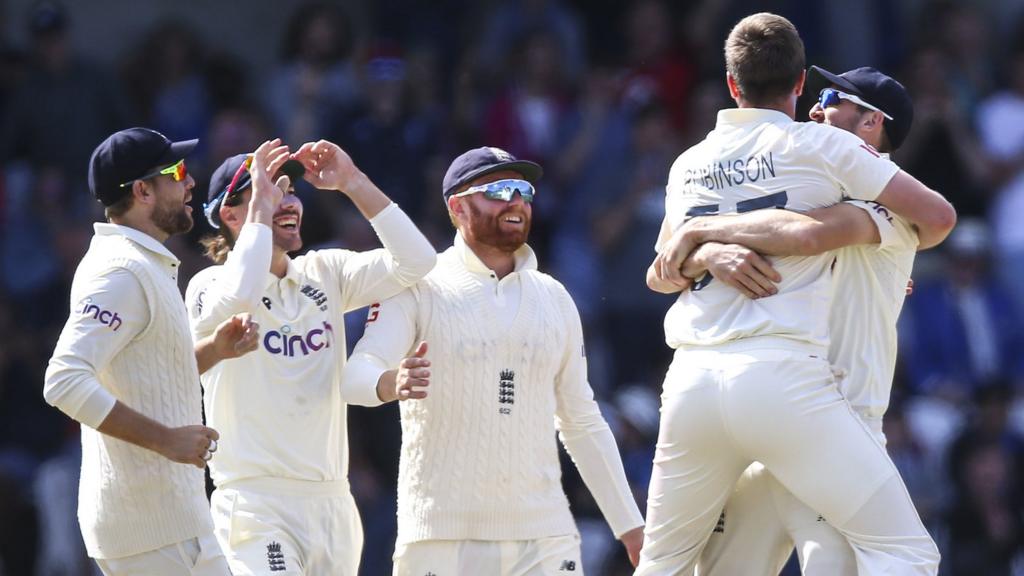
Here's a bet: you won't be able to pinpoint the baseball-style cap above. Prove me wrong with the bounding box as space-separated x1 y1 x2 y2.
204 153 306 229
442 147 543 199
88 127 198 206
810 65 914 149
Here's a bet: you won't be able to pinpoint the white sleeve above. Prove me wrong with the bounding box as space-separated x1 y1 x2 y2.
321 203 437 312
552 289 645 537
845 200 920 252
821 128 901 201
341 287 420 406
186 223 272 338
43 268 148 429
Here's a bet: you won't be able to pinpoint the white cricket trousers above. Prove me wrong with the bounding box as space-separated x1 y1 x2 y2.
635 340 939 575
393 534 581 576
210 477 363 576
95 532 231 576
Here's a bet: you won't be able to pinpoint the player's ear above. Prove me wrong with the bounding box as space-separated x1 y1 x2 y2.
130 180 155 205
862 110 884 133
725 73 741 100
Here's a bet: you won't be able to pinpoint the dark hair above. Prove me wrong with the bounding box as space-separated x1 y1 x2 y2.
724 13 805 105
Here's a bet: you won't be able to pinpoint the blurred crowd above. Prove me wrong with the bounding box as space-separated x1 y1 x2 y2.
1 0 1023 574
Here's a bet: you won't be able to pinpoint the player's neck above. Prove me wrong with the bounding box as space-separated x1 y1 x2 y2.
466 240 516 279
270 249 289 278
737 96 796 119
112 212 170 244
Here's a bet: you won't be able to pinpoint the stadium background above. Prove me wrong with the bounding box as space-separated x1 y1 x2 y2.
1 0 1022 574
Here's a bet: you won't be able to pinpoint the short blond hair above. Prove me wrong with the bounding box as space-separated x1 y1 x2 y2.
725 13 805 105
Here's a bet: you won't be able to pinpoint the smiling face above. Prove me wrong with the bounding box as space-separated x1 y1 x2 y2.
221 181 305 254
451 169 532 253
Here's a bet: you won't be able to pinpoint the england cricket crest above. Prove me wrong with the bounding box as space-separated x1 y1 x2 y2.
498 369 515 415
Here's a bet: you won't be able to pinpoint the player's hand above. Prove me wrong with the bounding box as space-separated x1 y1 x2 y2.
649 252 692 293
250 139 291 209
395 341 430 401
656 224 699 286
702 243 780 299
906 278 914 295
211 313 260 361
160 425 220 469
292 140 362 193
620 526 644 567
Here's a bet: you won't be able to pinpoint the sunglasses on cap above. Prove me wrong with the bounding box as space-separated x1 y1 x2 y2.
452 179 535 203
203 155 254 229
818 88 893 120
119 158 188 188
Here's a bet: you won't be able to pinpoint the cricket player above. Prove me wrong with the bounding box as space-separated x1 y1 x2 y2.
44 127 259 576
636 13 954 575
342 146 645 575
673 67 929 575
185 138 436 575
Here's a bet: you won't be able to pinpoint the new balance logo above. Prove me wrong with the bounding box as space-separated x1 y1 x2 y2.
267 541 286 572
498 369 515 413
559 560 577 571
714 511 726 533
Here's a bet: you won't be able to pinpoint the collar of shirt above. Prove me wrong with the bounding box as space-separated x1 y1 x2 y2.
715 107 793 128
264 257 303 289
94 223 180 267
453 231 538 278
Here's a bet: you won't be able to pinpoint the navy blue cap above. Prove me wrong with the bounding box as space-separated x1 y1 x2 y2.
88 127 198 206
442 147 543 199
811 66 914 150
204 153 306 229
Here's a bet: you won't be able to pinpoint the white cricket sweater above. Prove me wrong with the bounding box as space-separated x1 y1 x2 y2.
44 224 212 559
345 234 644 544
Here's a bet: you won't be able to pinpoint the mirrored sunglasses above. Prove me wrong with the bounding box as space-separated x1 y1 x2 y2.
818 88 893 120
453 179 535 203
119 158 188 188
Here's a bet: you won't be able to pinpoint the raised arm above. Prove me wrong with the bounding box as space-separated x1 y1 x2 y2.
293 140 437 310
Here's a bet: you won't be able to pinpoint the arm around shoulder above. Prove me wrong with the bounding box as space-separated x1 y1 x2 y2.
874 170 957 250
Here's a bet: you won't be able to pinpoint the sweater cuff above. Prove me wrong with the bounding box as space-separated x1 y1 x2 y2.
71 380 118 430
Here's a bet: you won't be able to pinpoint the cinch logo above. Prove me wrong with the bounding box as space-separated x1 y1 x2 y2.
263 321 334 357
76 298 122 331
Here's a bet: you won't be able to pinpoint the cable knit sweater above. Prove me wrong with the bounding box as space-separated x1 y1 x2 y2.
345 235 643 544
45 224 212 559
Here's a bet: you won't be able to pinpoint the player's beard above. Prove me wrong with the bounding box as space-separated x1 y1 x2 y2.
152 193 193 236
272 224 303 254
465 201 530 253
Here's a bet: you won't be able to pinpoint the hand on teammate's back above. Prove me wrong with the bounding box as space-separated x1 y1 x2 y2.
698 243 780 299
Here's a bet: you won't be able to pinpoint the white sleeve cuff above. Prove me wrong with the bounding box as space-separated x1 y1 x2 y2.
342 352 389 407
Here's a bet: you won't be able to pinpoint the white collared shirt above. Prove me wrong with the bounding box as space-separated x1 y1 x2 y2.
662 108 901 351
